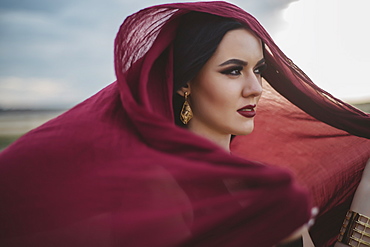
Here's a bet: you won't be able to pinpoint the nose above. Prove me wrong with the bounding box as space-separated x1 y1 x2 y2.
242 73 263 98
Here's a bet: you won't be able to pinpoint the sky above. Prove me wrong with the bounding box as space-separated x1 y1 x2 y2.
0 0 369 109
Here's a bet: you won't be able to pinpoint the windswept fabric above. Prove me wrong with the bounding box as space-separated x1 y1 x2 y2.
0 2 369 246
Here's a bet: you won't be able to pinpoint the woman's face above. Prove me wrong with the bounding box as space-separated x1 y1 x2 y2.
181 28 265 139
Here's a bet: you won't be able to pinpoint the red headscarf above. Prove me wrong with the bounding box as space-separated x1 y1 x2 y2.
1 1 369 246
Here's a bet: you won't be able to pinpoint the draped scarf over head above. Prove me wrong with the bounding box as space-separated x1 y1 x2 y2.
1 1 369 247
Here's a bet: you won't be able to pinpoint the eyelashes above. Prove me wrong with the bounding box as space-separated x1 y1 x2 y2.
220 66 243 76
254 64 267 74
220 64 267 76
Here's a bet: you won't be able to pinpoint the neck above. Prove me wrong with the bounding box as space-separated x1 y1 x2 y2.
187 123 231 152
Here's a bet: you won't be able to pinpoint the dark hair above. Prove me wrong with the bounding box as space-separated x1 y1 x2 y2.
173 12 246 126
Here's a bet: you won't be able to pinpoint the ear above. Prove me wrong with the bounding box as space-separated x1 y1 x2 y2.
176 82 191 97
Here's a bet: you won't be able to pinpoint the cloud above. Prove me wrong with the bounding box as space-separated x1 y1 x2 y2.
0 0 70 14
274 0 370 102
0 77 81 108
0 0 303 108
229 0 300 33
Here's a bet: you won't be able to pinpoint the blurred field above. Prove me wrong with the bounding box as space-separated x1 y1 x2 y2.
0 109 65 150
0 102 369 151
355 102 370 113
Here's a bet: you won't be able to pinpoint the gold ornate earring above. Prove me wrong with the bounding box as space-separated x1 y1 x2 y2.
180 92 193 125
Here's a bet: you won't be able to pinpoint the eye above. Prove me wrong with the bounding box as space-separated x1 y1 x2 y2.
220 66 243 76
254 64 267 75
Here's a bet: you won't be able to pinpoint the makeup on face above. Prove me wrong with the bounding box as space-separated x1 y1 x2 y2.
216 57 266 120
237 104 256 118
184 29 265 149
218 58 266 77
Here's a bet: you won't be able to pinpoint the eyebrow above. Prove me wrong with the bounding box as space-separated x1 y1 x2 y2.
218 59 247 67
218 58 265 67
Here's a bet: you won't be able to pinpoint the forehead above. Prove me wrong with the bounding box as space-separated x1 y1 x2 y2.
211 28 263 63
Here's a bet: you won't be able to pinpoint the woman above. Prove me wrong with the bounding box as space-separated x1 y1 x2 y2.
173 12 265 151
0 1 369 246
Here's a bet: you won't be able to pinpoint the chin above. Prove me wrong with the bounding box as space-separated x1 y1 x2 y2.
232 124 254 136
233 130 253 136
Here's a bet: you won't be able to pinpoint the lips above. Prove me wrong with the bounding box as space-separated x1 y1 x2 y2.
237 104 256 118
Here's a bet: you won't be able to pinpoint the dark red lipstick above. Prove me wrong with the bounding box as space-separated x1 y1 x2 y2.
237 104 256 118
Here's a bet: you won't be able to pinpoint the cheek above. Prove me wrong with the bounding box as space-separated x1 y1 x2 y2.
191 78 238 115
